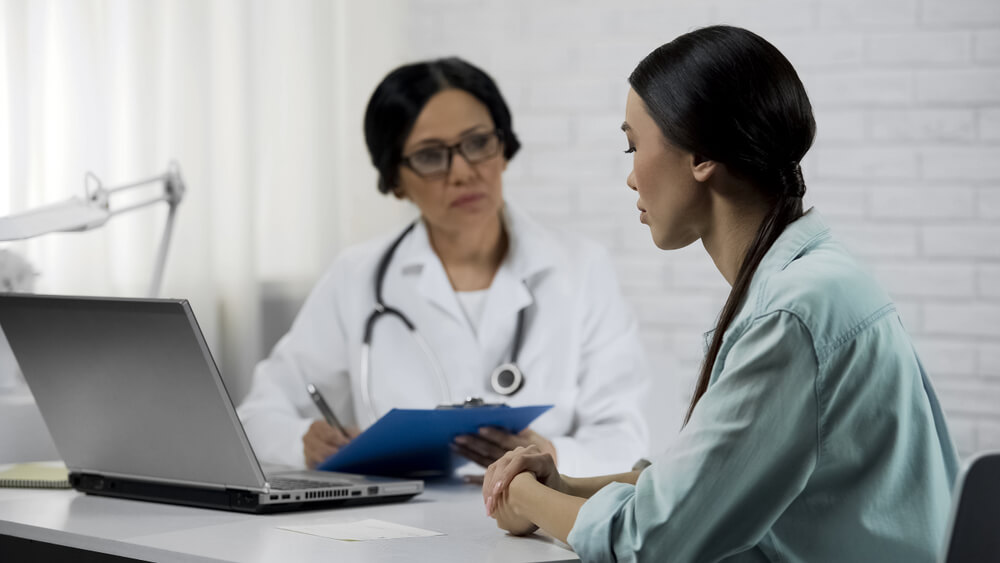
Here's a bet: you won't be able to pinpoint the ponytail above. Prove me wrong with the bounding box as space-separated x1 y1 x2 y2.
685 165 806 423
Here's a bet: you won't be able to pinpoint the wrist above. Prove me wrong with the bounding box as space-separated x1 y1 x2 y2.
508 472 538 518
558 474 576 497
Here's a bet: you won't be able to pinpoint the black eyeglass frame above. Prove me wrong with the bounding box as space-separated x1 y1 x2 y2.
400 129 505 178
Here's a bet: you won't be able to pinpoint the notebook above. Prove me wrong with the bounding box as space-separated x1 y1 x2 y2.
0 294 423 513
0 462 70 489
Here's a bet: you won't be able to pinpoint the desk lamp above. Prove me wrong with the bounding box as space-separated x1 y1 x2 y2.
0 161 186 297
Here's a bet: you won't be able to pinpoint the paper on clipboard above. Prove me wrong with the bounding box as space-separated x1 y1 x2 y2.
316 404 552 477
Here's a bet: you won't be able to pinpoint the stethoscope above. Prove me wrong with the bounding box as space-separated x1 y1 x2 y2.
359 222 528 421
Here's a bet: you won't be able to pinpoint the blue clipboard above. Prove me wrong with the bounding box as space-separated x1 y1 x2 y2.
317 404 552 477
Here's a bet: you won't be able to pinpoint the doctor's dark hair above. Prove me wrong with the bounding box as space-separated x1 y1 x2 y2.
363 57 521 194
629 25 816 424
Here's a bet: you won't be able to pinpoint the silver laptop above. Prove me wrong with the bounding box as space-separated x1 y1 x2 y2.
0 293 423 513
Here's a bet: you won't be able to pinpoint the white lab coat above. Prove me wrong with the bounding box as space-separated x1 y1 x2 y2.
237 203 650 476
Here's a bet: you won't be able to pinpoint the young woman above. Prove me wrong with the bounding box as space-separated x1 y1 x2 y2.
482 26 959 562
237 58 649 477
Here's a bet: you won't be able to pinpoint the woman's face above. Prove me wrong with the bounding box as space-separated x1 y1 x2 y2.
623 88 712 250
396 89 506 233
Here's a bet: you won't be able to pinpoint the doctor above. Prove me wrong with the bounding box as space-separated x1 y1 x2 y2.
238 57 650 476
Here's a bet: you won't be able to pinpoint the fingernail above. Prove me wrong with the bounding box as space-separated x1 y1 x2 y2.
454 436 467 445
486 496 492 515
493 481 501 493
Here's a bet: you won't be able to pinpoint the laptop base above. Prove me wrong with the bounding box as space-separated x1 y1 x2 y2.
70 473 420 514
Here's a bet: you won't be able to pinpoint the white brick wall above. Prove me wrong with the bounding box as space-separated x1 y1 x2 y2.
406 0 1000 458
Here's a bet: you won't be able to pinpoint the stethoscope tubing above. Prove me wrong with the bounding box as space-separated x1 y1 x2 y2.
360 221 527 422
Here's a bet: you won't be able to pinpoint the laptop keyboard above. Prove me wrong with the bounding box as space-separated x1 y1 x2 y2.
269 478 351 490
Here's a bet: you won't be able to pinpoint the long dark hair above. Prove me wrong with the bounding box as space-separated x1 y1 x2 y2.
363 57 521 194
629 26 816 423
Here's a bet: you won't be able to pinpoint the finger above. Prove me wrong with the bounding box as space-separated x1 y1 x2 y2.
306 443 337 468
309 420 339 443
482 449 516 503
489 457 522 500
517 427 538 439
345 426 362 439
478 427 528 450
490 482 511 518
483 455 501 504
462 474 485 485
454 434 508 463
452 443 498 469
496 453 539 495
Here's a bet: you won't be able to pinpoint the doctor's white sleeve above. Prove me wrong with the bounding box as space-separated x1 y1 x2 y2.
550 247 651 477
236 259 354 468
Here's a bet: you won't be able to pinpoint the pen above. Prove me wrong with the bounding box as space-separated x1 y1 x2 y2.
306 383 348 436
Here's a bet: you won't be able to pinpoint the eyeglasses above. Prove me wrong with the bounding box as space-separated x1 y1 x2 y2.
401 130 504 178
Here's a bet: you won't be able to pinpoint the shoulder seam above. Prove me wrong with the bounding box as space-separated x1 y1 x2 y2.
779 228 832 271
815 303 898 364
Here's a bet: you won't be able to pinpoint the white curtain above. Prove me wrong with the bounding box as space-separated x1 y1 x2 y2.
0 0 413 399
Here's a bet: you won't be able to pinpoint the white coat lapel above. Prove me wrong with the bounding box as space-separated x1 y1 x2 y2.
476 203 560 351
477 264 534 349
397 220 467 325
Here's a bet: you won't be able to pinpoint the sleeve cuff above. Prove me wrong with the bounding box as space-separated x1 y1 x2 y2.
567 481 636 562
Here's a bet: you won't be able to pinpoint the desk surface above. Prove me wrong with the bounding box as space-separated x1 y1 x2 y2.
0 480 579 562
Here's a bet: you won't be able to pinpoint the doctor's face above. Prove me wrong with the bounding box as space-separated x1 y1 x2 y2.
623 88 711 250
396 89 507 233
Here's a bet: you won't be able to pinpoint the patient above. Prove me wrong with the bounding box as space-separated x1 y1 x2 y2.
482 25 958 563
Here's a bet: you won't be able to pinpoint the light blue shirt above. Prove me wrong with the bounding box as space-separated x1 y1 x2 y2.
567 210 959 562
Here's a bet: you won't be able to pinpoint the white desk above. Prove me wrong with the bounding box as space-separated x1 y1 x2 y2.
0 480 579 562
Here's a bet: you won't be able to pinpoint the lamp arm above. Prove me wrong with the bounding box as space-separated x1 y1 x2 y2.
99 162 185 297
104 172 172 195
106 194 174 218
0 161 186 294
148 199 179 298
97 161 185 212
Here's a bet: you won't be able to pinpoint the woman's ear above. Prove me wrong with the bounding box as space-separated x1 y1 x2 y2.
690 154 717 183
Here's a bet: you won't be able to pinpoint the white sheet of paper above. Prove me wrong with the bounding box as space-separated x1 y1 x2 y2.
279 518 445 542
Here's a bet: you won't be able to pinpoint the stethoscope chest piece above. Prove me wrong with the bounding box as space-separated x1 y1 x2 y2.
490 362 524 396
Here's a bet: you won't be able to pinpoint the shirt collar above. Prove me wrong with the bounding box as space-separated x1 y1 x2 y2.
753 208 831 280
391 200 560 282
387 201 560 323
702 208 830 348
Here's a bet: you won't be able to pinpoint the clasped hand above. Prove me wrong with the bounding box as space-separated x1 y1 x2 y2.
481 444 565 536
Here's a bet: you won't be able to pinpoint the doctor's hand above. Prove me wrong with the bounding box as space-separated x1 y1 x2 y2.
453 427 558 469
303 421 360 470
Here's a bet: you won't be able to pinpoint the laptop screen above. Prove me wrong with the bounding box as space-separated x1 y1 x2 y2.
0 295 267 490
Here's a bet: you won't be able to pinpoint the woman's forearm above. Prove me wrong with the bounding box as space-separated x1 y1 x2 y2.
563 469 642 498
509 474 586 543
